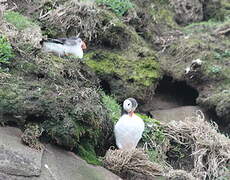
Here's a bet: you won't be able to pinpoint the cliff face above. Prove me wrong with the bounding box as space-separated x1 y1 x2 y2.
0 0 230 179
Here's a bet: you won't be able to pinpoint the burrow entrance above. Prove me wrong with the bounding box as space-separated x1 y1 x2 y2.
141 75 199 112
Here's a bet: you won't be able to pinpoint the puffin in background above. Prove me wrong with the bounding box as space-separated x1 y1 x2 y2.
40 37 87 59
114 98 145 149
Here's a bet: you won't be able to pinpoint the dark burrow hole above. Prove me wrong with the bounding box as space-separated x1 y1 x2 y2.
155 75 199 106
25 114 46 123
100 79 111 94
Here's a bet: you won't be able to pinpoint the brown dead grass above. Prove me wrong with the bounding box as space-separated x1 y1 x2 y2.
103 148 163 178
42 0 103 41
104 110 230 179
0 19 42 56
164 110 230 179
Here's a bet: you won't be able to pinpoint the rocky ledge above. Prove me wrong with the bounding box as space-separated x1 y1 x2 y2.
0 126 121 180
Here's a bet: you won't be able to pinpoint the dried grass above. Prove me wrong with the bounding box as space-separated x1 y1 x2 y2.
0 19 42 56
42 0 106 41
103 110 230 179
164 110 230 179
0 0 7 19
103 148 163 178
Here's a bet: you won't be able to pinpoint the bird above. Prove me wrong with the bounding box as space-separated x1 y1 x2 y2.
40 37 87 59
114 98 145 149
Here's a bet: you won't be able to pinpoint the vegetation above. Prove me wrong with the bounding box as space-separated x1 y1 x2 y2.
0 0 229 178
77 141 102 165
102 94 121 123
4 11 37 30
137 113 167 163
0 36 14 64
96 0 134 16
85 51 161 87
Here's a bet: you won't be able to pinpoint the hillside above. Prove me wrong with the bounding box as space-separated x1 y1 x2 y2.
0 0 230 179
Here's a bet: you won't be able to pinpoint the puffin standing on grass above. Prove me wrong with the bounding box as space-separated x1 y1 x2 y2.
40 37 87 58
114 98 145 149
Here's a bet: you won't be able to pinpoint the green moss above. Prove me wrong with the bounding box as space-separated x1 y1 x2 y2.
4 11 37 30
102 94 121 124
1 51 111 151
78 141 102 165
85 50 161 87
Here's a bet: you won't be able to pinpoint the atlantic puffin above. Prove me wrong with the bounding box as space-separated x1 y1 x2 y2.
114 98 145 149
40 37 87 58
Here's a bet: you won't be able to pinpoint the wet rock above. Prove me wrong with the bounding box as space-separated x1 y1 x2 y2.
150 106 204 123
0 126 43 176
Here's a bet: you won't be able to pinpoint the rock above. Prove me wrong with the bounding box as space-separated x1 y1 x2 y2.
150 106 205 123
0 127 121 180
170 0 203 25
1 144 122 180
31 144 122 180
0 126 43 176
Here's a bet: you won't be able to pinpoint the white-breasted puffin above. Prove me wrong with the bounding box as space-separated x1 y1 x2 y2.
114 98 145 149
40 37 87 59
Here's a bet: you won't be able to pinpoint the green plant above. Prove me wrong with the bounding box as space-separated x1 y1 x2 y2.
137 113 167 163
0 36 14 64
210 65 222 73
102 94 121 123
137 113 165 145
214 50 230 60
96 0 134 16
77 141 102 165
4 11 36 30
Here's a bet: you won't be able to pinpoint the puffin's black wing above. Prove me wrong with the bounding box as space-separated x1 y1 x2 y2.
40 38 67 45
64 38 80 46
40 37 80 46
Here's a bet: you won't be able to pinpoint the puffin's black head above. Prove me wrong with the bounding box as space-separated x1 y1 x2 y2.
123 98 138 114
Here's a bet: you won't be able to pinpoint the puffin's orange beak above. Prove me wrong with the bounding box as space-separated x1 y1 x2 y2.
81 42 87 49
128 111 134 117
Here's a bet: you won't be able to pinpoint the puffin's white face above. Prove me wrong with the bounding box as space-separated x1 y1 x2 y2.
76 38 87 50
123 98 138 113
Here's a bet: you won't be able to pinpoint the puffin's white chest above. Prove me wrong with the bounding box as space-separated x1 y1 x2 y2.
114 114 145 149
42 42 83 58
64 45 83 59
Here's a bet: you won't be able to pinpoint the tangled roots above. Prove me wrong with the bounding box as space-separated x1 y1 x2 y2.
103 148 163 178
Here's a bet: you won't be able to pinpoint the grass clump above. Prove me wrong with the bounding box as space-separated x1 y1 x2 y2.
4 11 36 30
78 141 102 165
96 0 134 17
0 36 14 64
102 94 121 123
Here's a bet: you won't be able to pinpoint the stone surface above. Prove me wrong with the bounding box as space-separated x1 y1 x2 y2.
0 126 43 177
28 144 122 180
0 127 121 180
150 106 205 123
